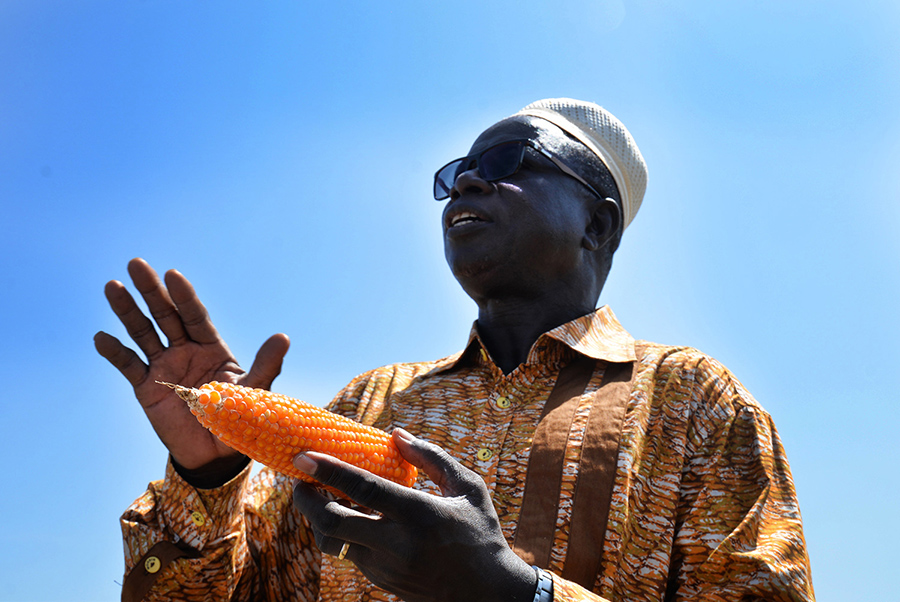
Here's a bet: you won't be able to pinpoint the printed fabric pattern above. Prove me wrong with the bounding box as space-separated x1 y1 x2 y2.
120 306 814 601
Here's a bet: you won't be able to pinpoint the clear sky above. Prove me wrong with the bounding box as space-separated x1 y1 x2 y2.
2 1 898 600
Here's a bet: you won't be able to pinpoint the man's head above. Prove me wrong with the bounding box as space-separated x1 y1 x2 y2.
438 99 646 310
512 98 647 231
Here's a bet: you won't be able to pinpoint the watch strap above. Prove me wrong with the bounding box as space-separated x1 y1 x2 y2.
532 566 554 602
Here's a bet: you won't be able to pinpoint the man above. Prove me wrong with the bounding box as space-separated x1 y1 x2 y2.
96 99 815 601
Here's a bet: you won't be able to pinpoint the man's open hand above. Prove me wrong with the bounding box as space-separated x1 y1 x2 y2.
95 257 290 471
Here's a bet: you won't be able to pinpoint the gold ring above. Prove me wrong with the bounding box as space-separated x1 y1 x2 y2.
338 541 351 560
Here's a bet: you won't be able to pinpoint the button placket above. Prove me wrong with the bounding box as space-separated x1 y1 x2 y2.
469 379 523 488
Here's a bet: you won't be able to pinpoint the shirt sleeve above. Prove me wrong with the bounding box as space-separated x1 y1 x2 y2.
120 458 321 602
544 354 815 602
665 358 814 601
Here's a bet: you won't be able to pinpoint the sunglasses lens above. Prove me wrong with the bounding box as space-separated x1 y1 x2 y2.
478 141 524 181
433 141 527 200
434 159 465 200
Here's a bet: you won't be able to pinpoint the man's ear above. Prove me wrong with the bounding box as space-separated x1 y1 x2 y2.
583 197 622 252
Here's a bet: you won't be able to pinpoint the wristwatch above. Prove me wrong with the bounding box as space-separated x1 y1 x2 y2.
532 566 553 602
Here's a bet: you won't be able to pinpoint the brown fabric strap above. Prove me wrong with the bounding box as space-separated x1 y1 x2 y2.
122 540 201 602
512 353 597 567
560 357 638 588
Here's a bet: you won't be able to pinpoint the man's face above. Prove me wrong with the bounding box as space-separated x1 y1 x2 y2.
441 116 598 304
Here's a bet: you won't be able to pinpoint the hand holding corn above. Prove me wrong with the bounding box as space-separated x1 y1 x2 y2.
160 380 418 492
291 429 537 602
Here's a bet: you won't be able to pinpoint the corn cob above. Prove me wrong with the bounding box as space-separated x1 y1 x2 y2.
159 381 417 493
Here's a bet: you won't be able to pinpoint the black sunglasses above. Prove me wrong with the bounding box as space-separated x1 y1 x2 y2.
433 139 603 201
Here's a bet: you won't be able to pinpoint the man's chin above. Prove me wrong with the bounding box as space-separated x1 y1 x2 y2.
451 260 525 303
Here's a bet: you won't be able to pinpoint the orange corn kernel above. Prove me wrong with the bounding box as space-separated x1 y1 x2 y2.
159 381 417 495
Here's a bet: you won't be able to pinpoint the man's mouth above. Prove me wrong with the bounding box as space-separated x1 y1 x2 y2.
450 211 485 228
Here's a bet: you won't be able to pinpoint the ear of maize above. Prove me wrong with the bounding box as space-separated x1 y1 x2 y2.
160 381 417 495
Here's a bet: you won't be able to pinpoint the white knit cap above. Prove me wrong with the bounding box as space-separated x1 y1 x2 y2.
514 98 648 230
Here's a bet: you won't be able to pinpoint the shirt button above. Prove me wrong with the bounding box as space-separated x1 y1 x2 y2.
476 448 493 461
496 396 511 409
190 511 206 527
144 556 161 574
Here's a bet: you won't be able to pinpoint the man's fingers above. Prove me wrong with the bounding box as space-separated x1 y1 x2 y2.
127 258 189 348
104 279 165 360
292 481 381 553
94 331 149 387
164 269 221 345
393 429 478 498
293 452 417 521
243 334 290 390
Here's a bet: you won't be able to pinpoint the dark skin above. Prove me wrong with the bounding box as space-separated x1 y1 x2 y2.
94 258 290 471
292 430 536 602
97 115 621 601
440 116 621 374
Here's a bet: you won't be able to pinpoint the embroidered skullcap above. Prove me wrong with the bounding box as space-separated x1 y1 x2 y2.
514 98 648 230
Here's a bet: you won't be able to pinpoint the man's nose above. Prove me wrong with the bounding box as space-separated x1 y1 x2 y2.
450 168 493 201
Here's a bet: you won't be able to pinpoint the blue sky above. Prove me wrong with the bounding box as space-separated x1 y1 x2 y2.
1 1 898 599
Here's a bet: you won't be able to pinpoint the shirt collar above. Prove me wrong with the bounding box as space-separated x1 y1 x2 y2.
542 305 636 363
446 305 636 373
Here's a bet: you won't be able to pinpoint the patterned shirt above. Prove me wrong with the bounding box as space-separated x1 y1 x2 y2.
121 306 814 601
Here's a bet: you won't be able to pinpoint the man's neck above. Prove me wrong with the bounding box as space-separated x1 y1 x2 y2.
475 297 596 374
